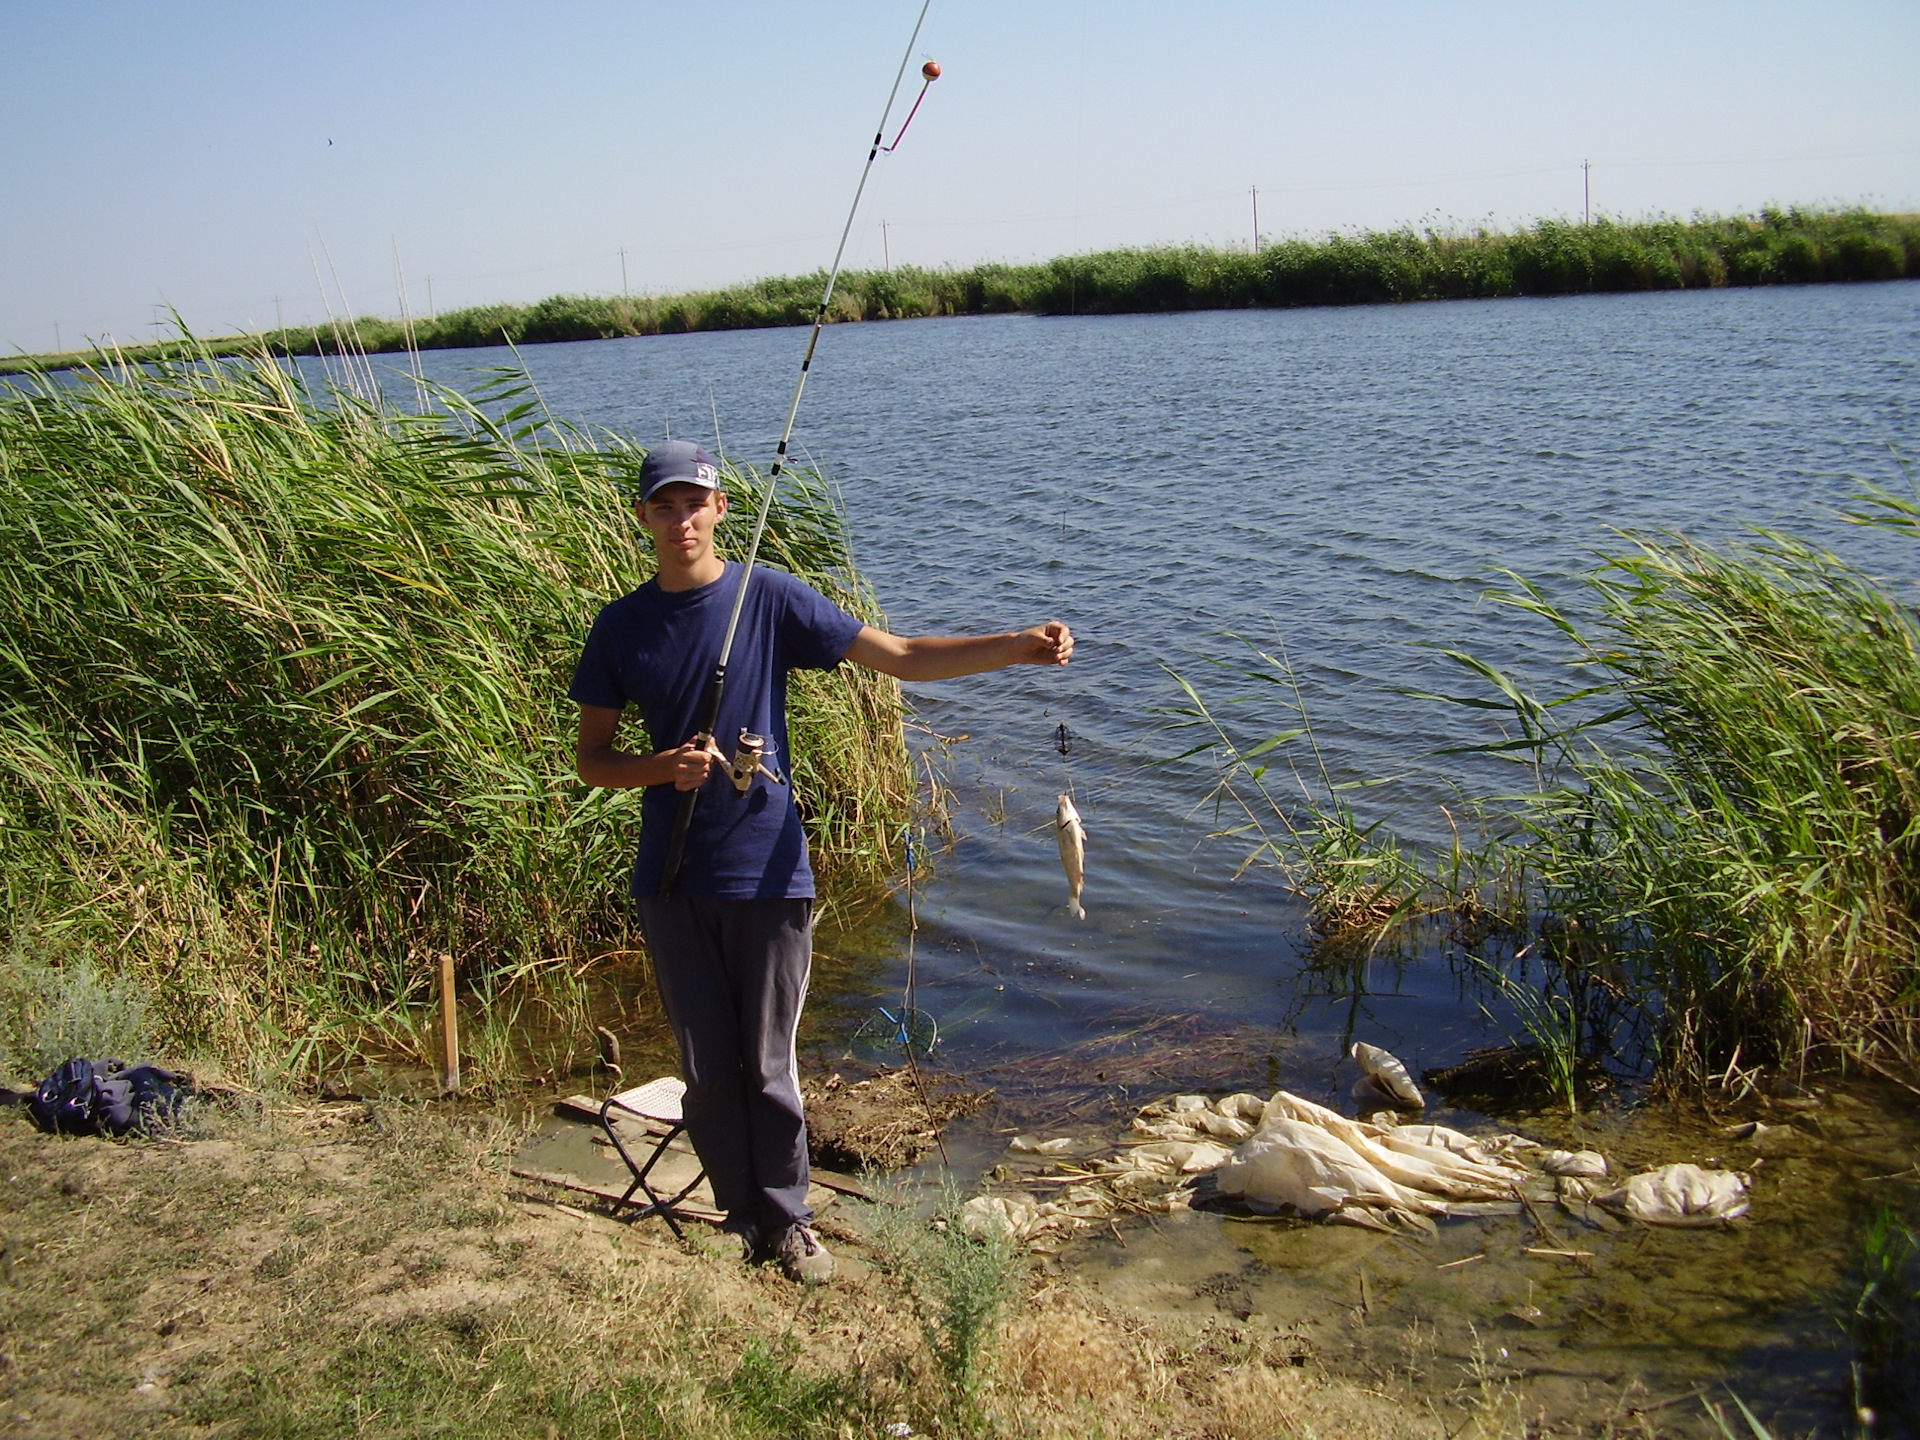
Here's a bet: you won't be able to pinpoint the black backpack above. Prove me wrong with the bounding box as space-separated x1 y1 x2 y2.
26 1057 193 1137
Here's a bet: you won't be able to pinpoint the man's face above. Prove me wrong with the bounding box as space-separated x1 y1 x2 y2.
637 482 728 563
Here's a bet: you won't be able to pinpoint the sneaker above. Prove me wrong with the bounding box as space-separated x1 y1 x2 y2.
770 1223 835 1285
722 1219 762 1265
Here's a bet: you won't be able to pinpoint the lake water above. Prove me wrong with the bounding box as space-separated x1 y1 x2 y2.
367 280 1919 1084
364 284 1917 1430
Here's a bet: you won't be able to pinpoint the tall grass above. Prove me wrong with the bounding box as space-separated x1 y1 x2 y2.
1170 497 1920 1082
0 347 911 1082
1466 519 1920 1077
1160 642 1437 938
9 209 1915 374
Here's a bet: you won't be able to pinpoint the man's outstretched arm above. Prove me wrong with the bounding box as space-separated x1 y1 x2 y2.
844 621 1073 682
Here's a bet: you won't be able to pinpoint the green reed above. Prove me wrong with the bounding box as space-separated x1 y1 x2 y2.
1160 644 1436 939
9 210 1915 375
0 346 911 1084
1170 496 1920 1082
1842 1198 1920 1435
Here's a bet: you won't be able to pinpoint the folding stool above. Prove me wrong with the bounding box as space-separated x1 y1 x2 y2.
597 1076 708 1240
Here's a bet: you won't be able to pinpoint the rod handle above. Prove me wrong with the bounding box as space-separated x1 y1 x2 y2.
658 664 728 899
658 786 700 900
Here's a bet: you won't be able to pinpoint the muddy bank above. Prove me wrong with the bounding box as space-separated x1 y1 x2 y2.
803 1066 991 1172
944 1067 1920 1439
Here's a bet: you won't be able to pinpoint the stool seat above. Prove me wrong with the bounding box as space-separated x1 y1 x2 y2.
609 1076 686 1125
599 1076 707 1240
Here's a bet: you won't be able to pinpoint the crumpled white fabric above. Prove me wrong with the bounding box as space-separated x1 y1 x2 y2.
1125 1138 1236 1175
1540 1149 1609 1178
1597 1163 1749 1226
959 1194 1042 1241
1256 1091 1530 1199
1216 1118 1448 1219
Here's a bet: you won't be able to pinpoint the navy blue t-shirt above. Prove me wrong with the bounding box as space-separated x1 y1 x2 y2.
569 563 865 900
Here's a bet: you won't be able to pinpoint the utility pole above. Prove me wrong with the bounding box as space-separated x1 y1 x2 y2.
1251 187 1260 253
881 220 890 269
619 246 629 297
53 321 61 353
426 276 436 320
1583 160 1591 225
274 296 283 334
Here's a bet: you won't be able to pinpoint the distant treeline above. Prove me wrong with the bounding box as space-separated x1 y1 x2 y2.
10 208 1916 374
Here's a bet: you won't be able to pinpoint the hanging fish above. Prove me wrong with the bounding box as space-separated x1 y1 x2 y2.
1056 793 1087 919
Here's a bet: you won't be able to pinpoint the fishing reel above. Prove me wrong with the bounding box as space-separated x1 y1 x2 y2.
725 729 785 794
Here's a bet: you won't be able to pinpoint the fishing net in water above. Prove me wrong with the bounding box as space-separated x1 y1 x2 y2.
850 1003 939 1064
850 825 939 1065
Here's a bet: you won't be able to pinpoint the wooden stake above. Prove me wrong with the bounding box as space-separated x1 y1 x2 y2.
439 952 460 1097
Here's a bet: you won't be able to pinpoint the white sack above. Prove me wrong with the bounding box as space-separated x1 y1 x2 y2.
1598 1163 1749 1226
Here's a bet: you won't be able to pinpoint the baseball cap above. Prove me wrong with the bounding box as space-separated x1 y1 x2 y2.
637 440 723 501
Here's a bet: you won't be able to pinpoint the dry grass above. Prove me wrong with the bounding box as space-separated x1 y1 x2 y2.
0 1100 1683 1440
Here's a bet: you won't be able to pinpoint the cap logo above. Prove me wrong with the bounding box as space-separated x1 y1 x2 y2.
695 463 717 484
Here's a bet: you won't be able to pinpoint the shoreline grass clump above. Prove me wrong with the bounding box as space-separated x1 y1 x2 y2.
1171 493 1920 1085
6 209 1915 375
859 1180 1026 1424
0 347 912 1084
1473 516 1920 1079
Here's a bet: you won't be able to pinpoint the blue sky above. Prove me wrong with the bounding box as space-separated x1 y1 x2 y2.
4 0 1916 355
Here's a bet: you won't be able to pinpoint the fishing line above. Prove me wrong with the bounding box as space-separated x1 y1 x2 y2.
851 820 940 1068
880 62 940 152
660 0 943 896
898 824 952 1169
846 822 947 1166
1053 1 1087 759
1053 499 1073 764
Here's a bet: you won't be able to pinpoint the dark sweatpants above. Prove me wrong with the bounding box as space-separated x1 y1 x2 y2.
636 896 814 1236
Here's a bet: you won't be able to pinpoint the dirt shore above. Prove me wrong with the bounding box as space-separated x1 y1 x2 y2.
0 1098 1664 1439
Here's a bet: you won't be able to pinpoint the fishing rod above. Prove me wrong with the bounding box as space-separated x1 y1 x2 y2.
660 5 942 897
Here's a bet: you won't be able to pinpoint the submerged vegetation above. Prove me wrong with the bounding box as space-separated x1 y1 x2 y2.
7 209 1916 374
0 348 911 1084
1843 1198 1920 1435
1171 493 1920 1086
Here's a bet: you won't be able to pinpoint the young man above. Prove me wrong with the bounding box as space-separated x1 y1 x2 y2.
571 440 1072 1283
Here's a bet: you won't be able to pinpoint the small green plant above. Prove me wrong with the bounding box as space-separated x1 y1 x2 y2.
1469 957 1582 1113
1160 639 1436 941
860 1181 1025 1419
1700 1388 1777 1439
0 953 153 1079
